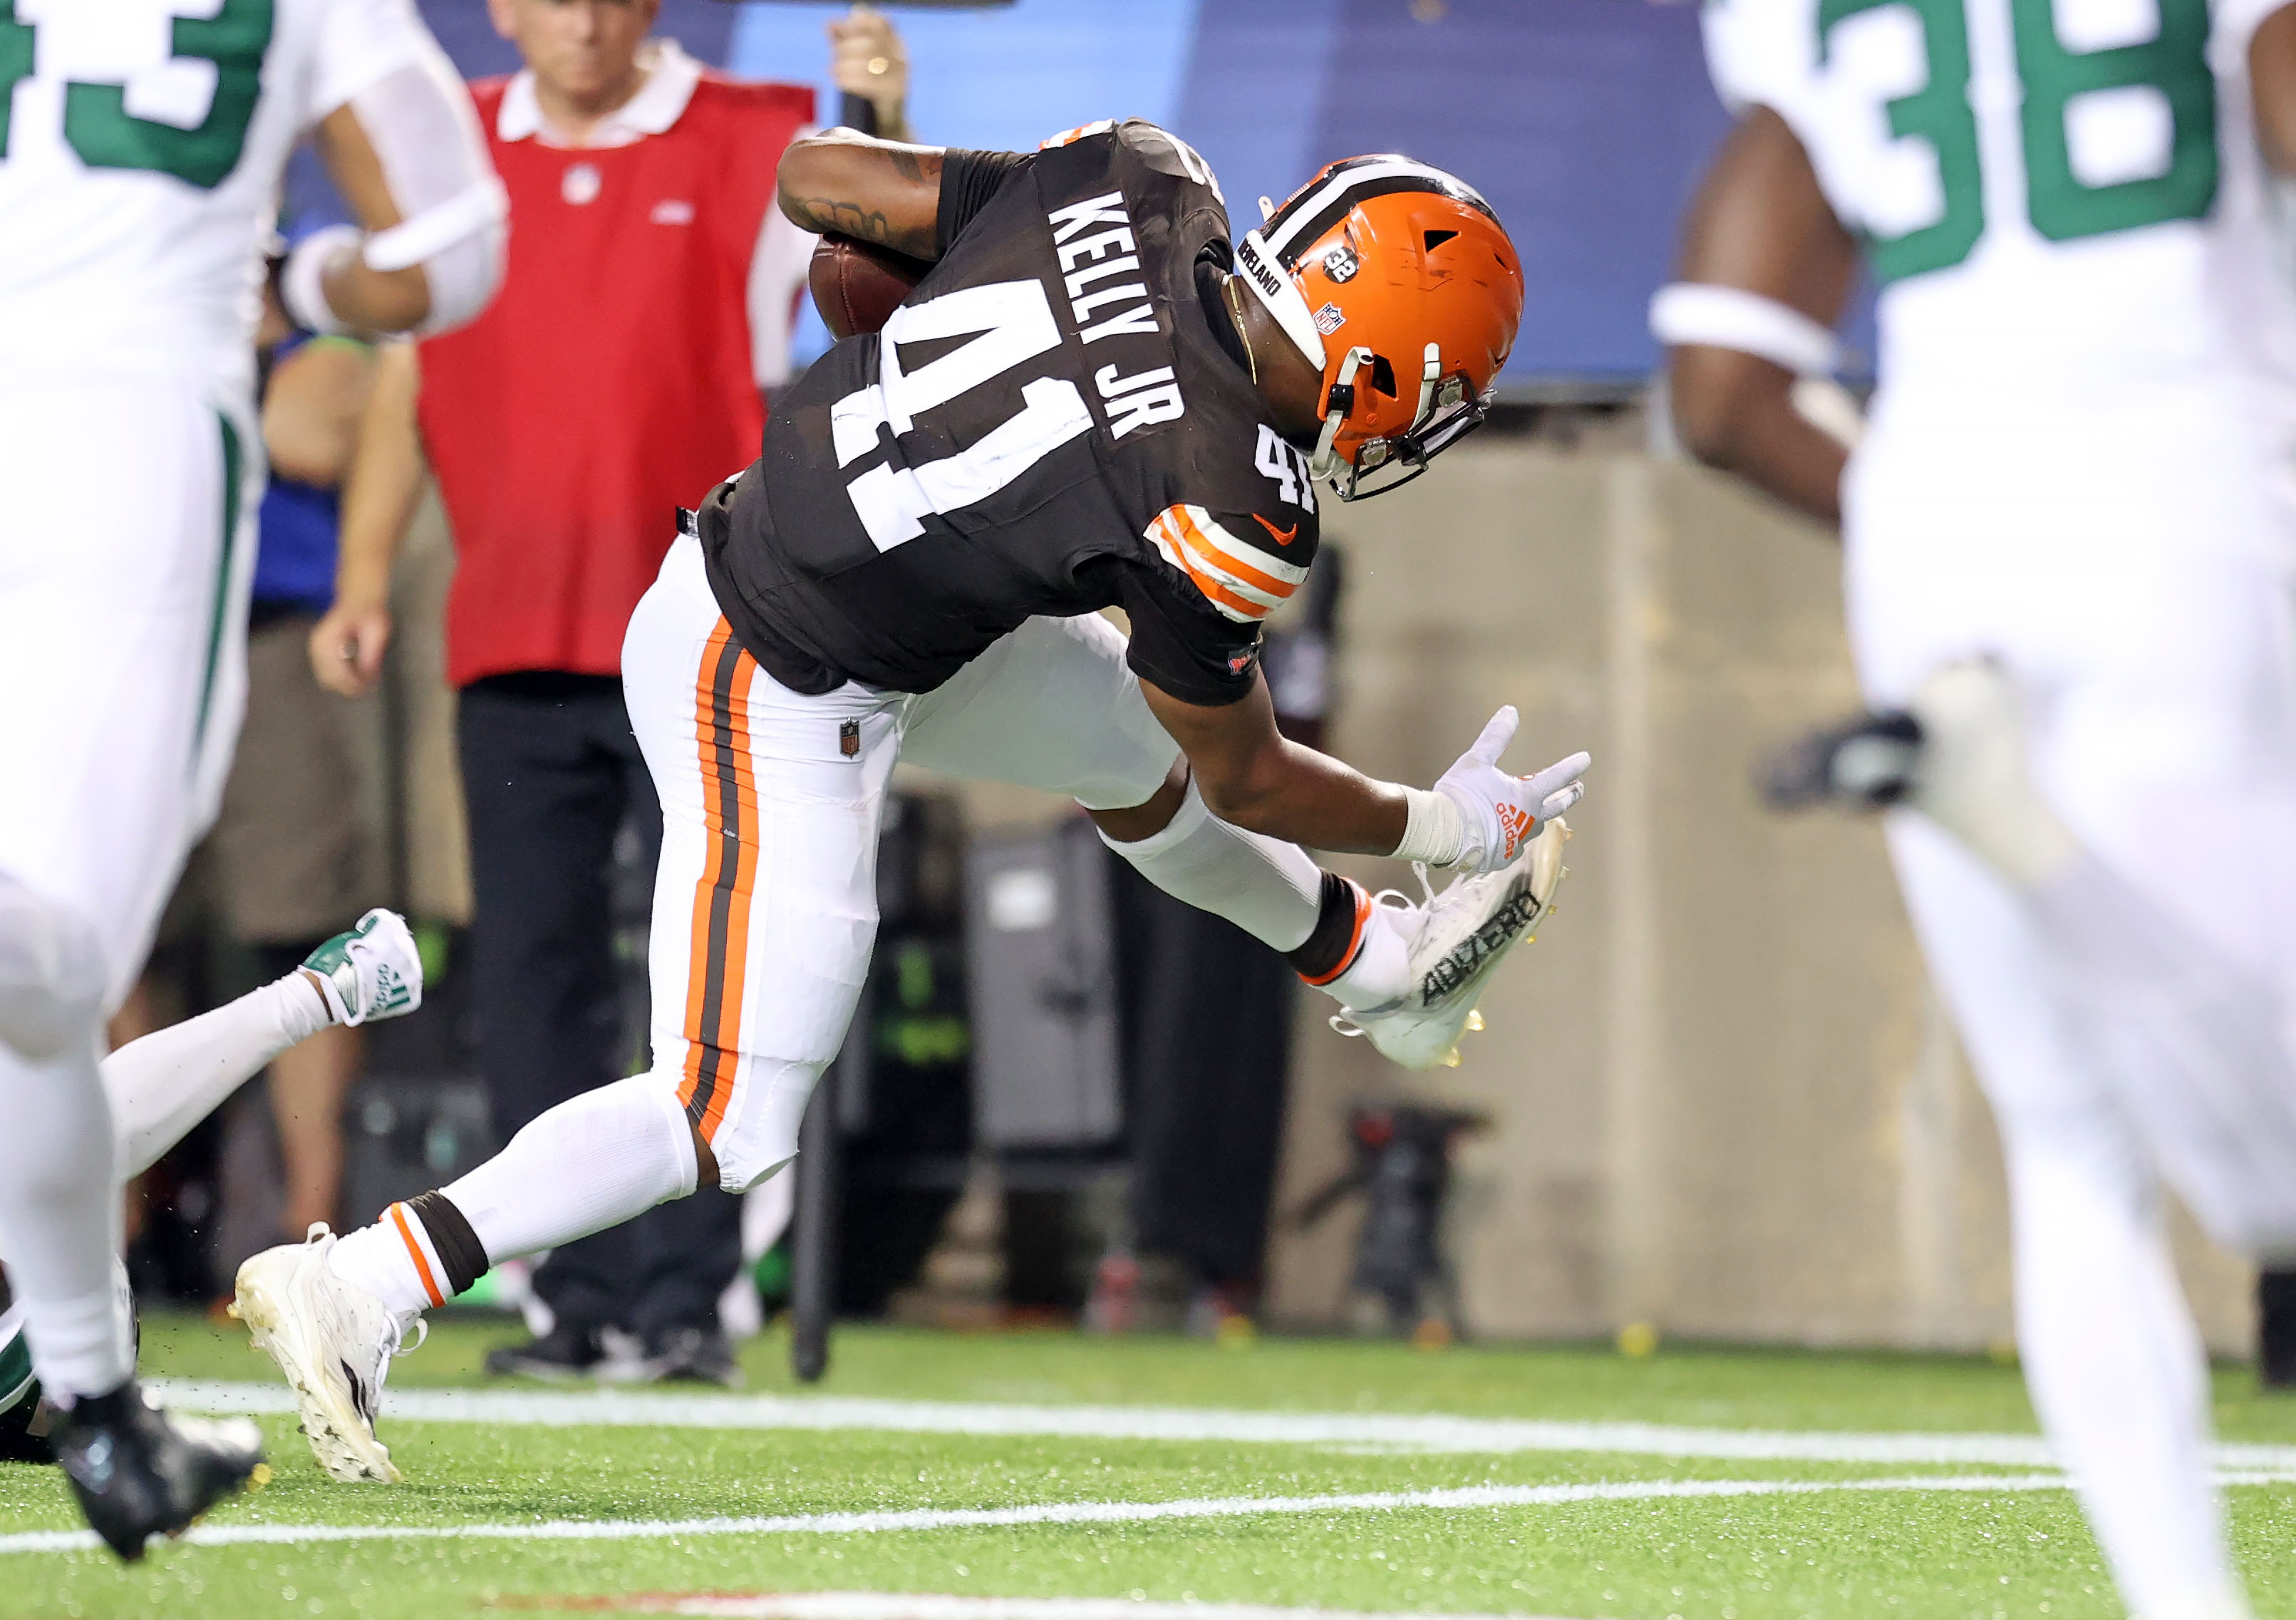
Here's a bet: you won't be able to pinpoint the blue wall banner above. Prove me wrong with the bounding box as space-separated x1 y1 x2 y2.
421 1 1811 388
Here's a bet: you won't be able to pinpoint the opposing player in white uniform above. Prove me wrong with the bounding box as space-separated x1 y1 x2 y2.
1655 3 2296 1616
0 910 424 1457
0 0 503 1557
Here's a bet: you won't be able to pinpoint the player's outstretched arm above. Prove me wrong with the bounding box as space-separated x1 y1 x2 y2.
777 130 946 260
1139 676 1586 875
2254 5 2296 175
1661 107 1858 529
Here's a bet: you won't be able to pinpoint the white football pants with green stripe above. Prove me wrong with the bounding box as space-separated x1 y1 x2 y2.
1848 383 2296 1620
0 369 258 1399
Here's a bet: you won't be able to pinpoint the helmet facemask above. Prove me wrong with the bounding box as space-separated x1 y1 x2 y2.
1308 343 1494 501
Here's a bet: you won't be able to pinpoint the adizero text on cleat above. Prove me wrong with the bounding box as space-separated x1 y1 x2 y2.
302 909 423 1027
232 1225 420 1483
1334 819 1569 1070
53 1381 262 1561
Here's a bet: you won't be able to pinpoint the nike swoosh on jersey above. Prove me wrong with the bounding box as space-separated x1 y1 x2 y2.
1145 505 1308 624
1253 514 1299 546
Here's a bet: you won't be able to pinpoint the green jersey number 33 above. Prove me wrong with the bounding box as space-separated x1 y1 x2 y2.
0 0 275 189
1818 0 2218 281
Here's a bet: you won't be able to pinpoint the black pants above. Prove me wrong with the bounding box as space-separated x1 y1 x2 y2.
1110 855 1297 1292
457 673 740 1341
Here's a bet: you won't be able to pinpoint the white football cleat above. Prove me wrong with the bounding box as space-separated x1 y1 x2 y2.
301 909 423 1028
230 1225 423 1483
1333 819 1569 1069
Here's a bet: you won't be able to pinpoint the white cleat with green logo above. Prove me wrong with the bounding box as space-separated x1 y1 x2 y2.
302 909 424 1027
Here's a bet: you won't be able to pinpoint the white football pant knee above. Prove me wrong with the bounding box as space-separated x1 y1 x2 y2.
0 875 108 1061
678 1058 817 1195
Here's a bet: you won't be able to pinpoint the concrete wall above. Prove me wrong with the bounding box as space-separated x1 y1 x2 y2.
1261 431 2255 1354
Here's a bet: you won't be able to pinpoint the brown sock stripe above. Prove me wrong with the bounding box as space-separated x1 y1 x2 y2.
405 1191 488 1299
1290 872 1370 986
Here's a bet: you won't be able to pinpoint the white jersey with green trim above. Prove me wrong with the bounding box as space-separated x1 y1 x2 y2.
0 0 441 394
1702 0 2296 413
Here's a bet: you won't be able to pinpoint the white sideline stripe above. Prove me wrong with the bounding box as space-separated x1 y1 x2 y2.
147 1379 2296 1475
0 1473 2089 1557
609 1595 1581 1619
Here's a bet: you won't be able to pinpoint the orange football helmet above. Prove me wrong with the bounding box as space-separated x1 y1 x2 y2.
1234 157 1524 499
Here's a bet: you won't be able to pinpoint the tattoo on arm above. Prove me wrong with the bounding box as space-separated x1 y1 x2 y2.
777 142 942 257
782 192 897 246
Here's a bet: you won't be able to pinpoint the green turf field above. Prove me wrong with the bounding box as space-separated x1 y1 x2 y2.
3 1313 2293 1619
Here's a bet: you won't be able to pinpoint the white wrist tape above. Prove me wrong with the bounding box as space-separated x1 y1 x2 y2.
1393 786 1467 868
1650 282 1840 376
280 224 363 337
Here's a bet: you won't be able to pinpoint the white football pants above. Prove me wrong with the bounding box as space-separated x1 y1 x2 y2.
0 374 256 1007
621 534 1181 1193
1847 382 2296 1620
0 371 257 1397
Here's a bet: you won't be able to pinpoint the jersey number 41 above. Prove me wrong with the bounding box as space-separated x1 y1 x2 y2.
1 0 272 189
832 279 1100 554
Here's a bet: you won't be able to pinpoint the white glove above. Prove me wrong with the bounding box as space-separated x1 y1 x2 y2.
1395 707 1589 873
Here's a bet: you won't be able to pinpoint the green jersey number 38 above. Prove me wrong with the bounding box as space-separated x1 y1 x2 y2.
1817 0 2218 281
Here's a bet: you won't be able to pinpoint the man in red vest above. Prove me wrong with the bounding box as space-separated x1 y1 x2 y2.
310 0 912 1385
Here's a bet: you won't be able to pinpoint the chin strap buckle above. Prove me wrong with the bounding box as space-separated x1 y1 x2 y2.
1408 343 1442 435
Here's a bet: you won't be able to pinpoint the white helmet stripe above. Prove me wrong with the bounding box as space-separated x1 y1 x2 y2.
1262 158 1494 259
1234 230 1328 372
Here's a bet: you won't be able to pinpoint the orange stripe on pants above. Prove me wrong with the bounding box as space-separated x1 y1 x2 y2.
677 620 760 1146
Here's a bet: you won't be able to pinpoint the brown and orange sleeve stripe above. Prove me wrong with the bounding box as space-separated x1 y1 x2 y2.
1144 504 1310 625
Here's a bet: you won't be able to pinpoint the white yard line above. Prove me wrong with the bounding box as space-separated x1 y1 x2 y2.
0 1472 2086 1557
148 1379 2296 1475
567 1595 1584 1619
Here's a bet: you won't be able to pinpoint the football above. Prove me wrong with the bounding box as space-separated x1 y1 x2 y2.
809 232 930 339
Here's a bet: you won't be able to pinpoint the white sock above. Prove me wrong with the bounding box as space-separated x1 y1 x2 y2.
1325 895 1411 1009
0 1038 132 1398
2005 1129 2250 1620
328 1075 695 1317
1100 780 1323 952
103 972 328 1180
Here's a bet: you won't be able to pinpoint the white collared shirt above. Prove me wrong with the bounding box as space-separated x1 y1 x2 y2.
495 39 815 387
